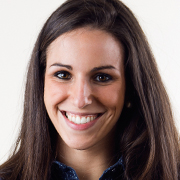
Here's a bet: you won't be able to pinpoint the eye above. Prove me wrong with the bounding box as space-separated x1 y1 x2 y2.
55 71 71 80
94 73 112 83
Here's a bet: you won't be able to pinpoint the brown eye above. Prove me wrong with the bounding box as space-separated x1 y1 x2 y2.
55 71 71 80
94 73 112 82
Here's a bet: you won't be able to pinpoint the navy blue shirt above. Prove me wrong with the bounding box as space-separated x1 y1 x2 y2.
0 158 124 180
50 157 124 180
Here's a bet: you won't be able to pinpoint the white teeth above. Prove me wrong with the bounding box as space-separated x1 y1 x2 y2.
81 117 87 124
76 116 81 124
65 112 98 124
72 116 75 122
87 117 90 123
69 115 72 121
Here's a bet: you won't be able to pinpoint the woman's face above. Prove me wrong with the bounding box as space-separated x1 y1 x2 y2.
44 28 125 150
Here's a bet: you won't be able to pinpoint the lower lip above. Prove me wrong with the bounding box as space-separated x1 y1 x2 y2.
62 113 101 131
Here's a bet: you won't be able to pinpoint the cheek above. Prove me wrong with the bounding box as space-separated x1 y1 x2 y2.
95 83 125 110
44 80 68 109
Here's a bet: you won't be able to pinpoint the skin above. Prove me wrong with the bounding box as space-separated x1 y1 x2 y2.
44 28 125 180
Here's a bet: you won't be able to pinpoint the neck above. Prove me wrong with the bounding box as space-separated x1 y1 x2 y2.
56 133 118 180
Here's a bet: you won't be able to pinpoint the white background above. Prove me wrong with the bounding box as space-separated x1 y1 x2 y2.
0 0 180 164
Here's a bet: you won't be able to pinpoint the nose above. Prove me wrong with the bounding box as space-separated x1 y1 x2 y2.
70 78 92 109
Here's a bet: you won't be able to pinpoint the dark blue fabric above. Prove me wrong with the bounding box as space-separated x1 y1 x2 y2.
50 157 124 180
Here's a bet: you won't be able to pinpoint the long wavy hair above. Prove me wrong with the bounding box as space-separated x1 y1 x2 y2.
0 0 179 179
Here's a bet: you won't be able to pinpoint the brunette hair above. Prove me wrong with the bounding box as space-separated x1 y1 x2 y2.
0 0 179 179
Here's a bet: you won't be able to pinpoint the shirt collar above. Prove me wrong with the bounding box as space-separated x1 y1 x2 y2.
51 157 124 180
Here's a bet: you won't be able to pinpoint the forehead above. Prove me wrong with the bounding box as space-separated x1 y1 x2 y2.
46 28 124 69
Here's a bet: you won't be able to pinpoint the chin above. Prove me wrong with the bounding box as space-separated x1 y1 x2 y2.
60 136 98 151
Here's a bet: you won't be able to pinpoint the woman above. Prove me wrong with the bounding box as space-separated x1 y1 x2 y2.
0 0 179 179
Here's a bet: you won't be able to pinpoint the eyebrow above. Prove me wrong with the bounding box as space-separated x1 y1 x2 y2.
50 63 72 70
50 63 116 72
90 65 116 72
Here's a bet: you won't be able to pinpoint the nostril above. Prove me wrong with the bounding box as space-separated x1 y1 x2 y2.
73 96 92 109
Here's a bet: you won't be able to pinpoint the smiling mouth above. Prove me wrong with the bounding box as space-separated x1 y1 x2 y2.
61 111 103 125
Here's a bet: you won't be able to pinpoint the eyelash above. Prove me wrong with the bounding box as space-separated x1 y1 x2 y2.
54 71 113 83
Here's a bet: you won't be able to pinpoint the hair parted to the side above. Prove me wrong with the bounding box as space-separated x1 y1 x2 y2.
0 0 179 179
